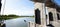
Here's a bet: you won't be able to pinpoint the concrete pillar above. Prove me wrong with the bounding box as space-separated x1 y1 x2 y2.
45 7 50 25
0 0 2 13
34 2 46 27
28 22 35 27
0 23 6 27
46 14 49 25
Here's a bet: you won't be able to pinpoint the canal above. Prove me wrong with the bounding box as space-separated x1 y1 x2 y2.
4 17 35 27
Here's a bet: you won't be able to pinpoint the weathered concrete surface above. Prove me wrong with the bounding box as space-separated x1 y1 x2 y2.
34 2 47 27
47 7 58 22
30 0 60 27
50 21 60 27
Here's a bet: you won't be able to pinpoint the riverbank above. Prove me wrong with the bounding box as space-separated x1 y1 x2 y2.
0 15 34 20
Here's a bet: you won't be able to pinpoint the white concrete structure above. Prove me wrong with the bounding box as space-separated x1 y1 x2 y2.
34 2 47 27
28 0 60 27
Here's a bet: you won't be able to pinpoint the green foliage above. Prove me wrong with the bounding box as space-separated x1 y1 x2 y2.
0 14 20 20
0 14 34 20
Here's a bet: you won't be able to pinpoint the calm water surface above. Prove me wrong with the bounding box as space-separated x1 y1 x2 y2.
4 17 35 27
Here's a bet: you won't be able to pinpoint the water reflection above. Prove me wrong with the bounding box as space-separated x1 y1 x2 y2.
4 17 35 27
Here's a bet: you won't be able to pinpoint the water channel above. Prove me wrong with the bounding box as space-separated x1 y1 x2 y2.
4 17 35 27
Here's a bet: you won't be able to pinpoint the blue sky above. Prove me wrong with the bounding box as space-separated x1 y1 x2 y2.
54 0 60 5
1 0 60 16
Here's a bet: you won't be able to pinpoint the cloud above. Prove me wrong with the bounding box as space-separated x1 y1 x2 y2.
1 6 34 16
1 0 34 16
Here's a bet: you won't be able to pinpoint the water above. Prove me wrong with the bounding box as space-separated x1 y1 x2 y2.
4 17 35 27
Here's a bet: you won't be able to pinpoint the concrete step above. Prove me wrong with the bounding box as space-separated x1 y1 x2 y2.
51 21 60 27
57 20 60 23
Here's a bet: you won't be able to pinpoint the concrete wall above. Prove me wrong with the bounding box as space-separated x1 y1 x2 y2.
34 2 47 27
46 7 58 27
47 7 58 22
28 21 44 27
57 12 60 19
28 2 60 27
30 1 59 27
57 12 60 23
28 22 35 27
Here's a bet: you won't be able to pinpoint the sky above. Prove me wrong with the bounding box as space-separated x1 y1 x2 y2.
1 0 60 16
54 0 60 5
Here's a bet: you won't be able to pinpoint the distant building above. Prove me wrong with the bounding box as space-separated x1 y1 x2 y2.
28 0 60 27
